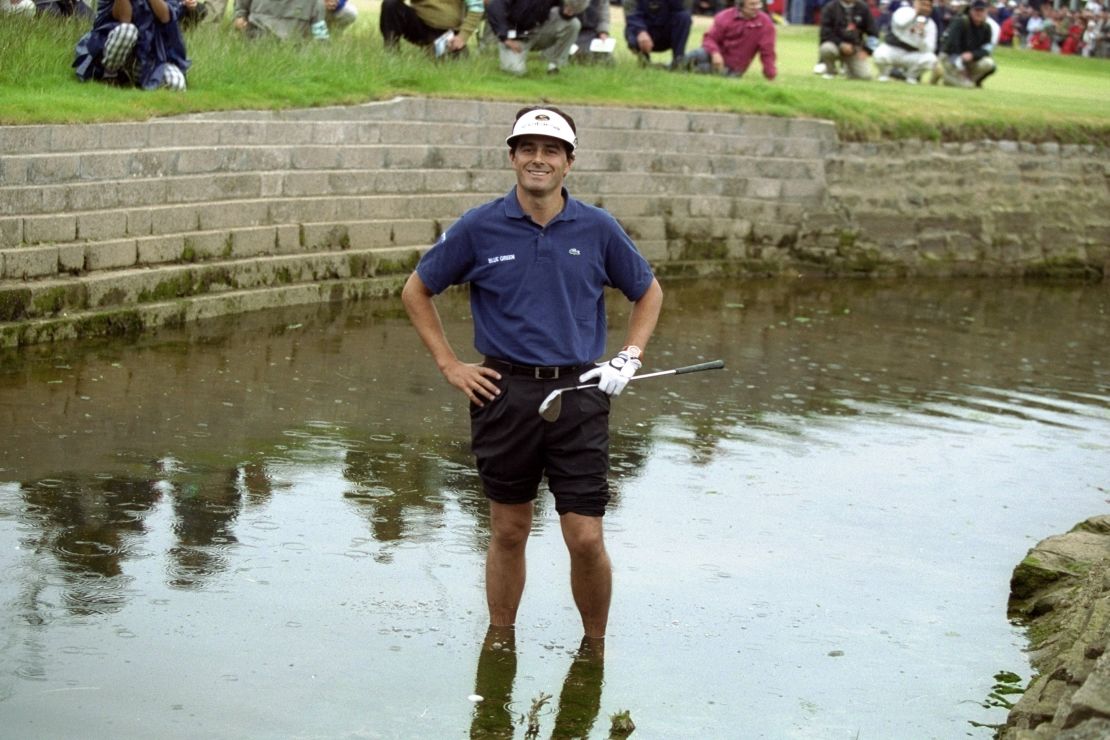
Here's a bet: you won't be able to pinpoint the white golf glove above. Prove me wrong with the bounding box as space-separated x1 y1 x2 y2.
579 348 642 397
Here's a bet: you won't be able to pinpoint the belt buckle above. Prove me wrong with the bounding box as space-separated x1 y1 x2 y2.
534 366 558 380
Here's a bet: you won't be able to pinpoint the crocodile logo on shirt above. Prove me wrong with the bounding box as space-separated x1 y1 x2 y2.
568 248 581 256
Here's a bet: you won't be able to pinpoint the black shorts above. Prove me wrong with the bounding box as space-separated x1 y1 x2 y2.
470 359 610 517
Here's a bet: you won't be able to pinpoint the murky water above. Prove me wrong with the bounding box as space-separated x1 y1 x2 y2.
1 278 1108 739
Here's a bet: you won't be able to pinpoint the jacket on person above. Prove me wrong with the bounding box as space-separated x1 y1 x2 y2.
700 6 777 79
407 0 484 39
819 0 877 47
73 0 190 89
234 0 327 39
941 11 993 59
486 0 558 39
884 4 937 51
623 0 689 36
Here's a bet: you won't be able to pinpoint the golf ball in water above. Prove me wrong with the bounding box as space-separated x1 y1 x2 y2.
468 694 483 703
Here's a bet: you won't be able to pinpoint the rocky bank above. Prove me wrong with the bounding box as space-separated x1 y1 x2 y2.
1000 515 1110 739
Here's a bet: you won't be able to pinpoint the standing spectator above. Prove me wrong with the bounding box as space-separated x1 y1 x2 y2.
380 0 483 55
685 0 777 79
486 0 586 74
818 0 880 79
874 0 936 82
571 0 613 63
2 0 36 15
623 0 693 69
998 4 1015 45
73 0 189 90
233 0 329 39
941 0 996 87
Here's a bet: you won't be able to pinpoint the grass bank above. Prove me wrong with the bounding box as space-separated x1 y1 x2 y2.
0 5 1108 143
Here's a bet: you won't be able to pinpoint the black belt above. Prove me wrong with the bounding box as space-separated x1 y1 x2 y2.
483 357 589 380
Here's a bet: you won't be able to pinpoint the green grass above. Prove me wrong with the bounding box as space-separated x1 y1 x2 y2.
1 7 1108 143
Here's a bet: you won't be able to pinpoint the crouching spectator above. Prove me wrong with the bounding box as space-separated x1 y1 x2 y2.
623 0 693 69
234 0 329 39
941 0 996 87
818 0 879 79
485 0 585 75
873 0 937 83
685 0 776 79
379 0 482 56
73 0 189 90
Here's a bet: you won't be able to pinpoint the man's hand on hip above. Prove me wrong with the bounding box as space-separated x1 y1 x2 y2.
443 361 501 406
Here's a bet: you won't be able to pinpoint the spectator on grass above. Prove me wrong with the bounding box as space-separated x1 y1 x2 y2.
73 0 189 90
2 0 36 15
873 0 936 82
233 0 329 39
570 0 613 64
940 0 996 87
684 0 777 79
622 0 693 69
817 0 879 79
998 5 1014 45
34 0 92 16
179 0 209 27
324 0 357 32
485 0 587 75
380 0 481 55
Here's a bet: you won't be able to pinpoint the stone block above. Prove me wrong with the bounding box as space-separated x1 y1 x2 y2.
747 178 782 200
231 227 277 258
0 217 23 248
0 126 52 155
77 211 127 242
291 146 342 170
183 231 232 260
130 151 175 179
23 215 77 244
137 235 186 265
49 124 101 153
275 225 301 254
199 201 268 231
126 209 153 237
1 246 57 279
150 205 200 236
97 122 151 150
175 148 226 175
0 187 42 217
85 239 137 271
781 178 827 203
77 151 131 180
57 244 84 273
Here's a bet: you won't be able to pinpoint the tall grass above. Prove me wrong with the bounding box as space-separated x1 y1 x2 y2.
0 6 1107 143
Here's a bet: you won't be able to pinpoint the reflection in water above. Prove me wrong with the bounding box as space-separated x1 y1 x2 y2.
470 627 605 740
0 278 1107 737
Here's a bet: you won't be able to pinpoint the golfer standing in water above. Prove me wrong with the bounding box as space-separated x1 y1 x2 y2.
401 106 663 639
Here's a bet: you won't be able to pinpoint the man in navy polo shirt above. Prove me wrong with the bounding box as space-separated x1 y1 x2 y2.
401 106 663 640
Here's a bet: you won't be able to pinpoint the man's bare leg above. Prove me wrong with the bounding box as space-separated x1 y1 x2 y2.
560 513 612 638
486 501 533 627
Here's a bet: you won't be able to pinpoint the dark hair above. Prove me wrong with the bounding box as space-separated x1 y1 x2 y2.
509 105 577 159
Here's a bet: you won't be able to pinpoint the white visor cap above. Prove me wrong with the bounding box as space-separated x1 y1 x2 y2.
506 109 577 153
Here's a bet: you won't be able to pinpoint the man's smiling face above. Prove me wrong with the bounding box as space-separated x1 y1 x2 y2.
510 135 573 198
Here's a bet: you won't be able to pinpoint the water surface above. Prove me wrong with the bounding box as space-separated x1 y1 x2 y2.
1 278 1108 738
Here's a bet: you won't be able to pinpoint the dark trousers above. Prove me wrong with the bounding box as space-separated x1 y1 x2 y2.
623 12 692 60
379 0 443 47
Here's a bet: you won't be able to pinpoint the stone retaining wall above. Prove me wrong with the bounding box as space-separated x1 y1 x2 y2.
0 98 1108 348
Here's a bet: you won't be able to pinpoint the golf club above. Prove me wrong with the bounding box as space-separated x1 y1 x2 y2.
538 359 725 422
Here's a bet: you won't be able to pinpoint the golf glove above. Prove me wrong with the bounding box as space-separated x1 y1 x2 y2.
579 349 641 397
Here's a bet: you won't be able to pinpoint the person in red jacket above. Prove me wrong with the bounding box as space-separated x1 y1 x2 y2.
684 0 778 78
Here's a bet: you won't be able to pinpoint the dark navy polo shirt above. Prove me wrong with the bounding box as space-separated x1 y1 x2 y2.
416 188 655 367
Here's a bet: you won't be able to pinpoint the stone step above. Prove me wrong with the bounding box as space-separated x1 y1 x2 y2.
0 115 834 160
0 243 422 322
0 143 825 187
0 165 821 224
0 275 408 349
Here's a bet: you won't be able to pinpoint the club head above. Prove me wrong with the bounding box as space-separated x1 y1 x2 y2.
538 389 564 422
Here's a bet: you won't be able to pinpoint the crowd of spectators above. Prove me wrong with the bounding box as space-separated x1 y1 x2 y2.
1 0 1105 92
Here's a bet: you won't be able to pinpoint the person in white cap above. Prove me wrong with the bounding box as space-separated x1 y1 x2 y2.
873 0 938 83
402 106 663 640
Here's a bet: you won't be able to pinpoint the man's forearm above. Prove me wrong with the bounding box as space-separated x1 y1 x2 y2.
401 272 460 373
622 278 663 353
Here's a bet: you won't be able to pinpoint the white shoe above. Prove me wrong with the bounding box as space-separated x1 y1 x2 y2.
821 73 835 80
877 75 890 82
905 76 918 84
813 62 827 75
